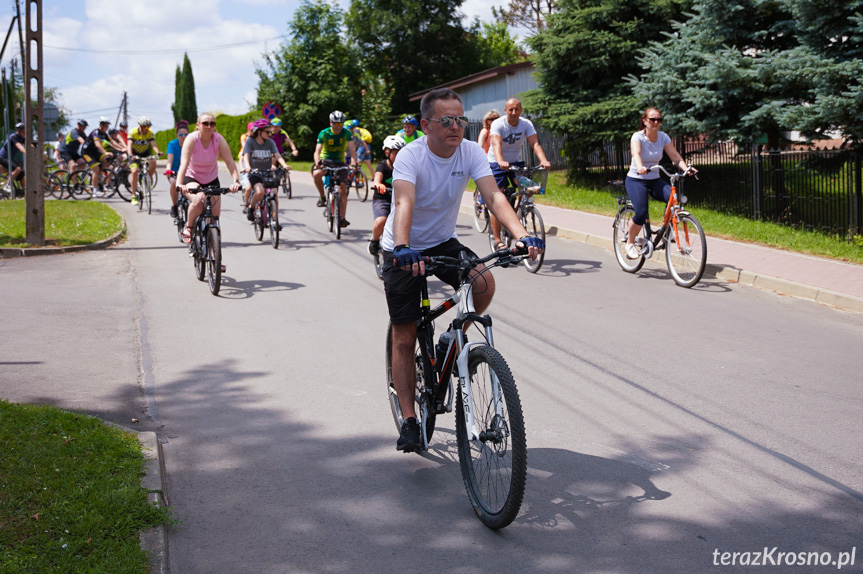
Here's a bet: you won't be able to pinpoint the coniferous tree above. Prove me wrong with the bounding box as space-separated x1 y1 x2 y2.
171 65 182 124
177 54 198 124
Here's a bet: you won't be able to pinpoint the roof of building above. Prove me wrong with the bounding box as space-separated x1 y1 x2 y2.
408 61 534 102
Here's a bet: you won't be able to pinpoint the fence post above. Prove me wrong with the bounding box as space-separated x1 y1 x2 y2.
855 148 862 236
752 145 763 220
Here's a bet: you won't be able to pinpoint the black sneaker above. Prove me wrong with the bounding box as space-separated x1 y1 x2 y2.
247 210 255 222
316 198 326 207
170 205 179 219
368 239 380 256
397 417 421 452
339 218 350 228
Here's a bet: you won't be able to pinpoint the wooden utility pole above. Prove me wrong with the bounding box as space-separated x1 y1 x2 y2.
24 0 44 245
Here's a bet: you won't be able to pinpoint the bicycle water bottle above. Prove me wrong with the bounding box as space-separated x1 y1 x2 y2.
435 330 453 372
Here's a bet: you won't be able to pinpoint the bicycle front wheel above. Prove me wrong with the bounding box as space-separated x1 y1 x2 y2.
334 191 342 240
268 198 279 248
666 213 707 288
69 170 93 200
143 175 152 214
193 229 205 281
326 190 334 232
456 345 526 529
281 171 292 199
385 323 436 447
50 170 68 199
254 203 264 241
613 205 646 273
114 168 132 202
472 190 488 233
522 207 545 273
355 170 368 202
206 227 222 295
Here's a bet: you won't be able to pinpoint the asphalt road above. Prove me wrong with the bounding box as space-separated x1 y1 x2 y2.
2 167 862 573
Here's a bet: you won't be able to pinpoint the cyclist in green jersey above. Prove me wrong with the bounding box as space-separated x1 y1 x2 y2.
396 115 424 144
313 110 357 228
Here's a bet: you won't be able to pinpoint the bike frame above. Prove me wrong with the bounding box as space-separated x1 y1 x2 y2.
639 167 693 255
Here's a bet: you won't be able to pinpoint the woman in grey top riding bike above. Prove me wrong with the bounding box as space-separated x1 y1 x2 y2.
624 107 695 259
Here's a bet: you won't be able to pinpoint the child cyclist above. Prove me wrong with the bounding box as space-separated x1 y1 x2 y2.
367 135 405 256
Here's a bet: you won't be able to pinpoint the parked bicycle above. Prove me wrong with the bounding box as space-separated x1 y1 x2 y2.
348 163 368 202
612 165 706 287
385 248 528 529
321 164 351 240
487 166 548 273
188 186 231 296
249 168 283 249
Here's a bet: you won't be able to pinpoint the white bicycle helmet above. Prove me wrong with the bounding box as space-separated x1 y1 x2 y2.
138 116 152 127
382 135 406 151
329 110 345 123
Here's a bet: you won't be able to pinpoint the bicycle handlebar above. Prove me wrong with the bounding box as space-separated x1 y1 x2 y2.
423 247 528 275
191 186 233 196
649 164 698 180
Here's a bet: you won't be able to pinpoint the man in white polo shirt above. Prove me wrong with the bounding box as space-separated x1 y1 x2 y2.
381 87 544 452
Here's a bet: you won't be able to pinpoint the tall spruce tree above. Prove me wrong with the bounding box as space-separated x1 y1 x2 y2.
171 65 182 124
177 53 198 124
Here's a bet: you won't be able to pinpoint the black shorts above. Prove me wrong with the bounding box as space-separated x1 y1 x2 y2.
372 196 391 220
490 161 525 203
59 150 81 163
382 238 477 325
183 176 220 187
249 173 279 189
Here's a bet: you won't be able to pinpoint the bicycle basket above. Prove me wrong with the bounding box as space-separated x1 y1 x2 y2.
524 168 549 195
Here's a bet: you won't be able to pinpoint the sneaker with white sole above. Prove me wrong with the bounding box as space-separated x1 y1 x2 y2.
625 242 641 259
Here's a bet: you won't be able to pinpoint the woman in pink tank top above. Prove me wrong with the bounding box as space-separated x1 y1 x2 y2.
176 112 242 244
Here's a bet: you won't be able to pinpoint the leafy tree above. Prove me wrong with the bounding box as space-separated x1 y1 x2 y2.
631 0 800 147
257 0 360 156
474 21 525 66
492 0 556 33
345 0 505 112
526 0 691 176
357 76 394 160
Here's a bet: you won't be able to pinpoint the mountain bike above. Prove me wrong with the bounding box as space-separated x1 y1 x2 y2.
322 164 351 240
131 155 154 214
612 165 706 288
472 188 489 233
279 168 292 199
385 248 528 529
488 166 548 273
349 163 369 202
249 169 282 249
188 187 231 296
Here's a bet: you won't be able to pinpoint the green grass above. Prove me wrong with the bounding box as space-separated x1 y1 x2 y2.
0 400 170 572
539 172 863 264
0 201 124 249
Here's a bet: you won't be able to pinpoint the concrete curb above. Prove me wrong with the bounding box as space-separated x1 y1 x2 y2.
105 424 170 574
465 207 863 314
0 219 126 259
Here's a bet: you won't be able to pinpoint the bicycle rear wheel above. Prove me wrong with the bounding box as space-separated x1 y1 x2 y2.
114 168 132 202
355 169 368 202
666 213 707 287
613 205 646 273
206 226 222 295
456 345 526 529
385 323 436 448
281 171 292 199
522 206 545 273
268 198 279 248
472 189 489 233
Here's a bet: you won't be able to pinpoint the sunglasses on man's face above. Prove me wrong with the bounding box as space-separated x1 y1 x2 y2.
200 121 216 127
428 115 469 129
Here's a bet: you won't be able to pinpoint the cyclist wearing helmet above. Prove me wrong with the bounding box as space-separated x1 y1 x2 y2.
367 134 405 256
269 117 298 157
0 122 26 191
241 118 291 226
396 115 424 144
312 110 356 228
118 120 129 145
346 119 373 181
127 116 160 205
105 128 126 156
82 118 115 195
58 119 89 171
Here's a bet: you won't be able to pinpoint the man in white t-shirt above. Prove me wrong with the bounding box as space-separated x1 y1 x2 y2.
487 97 552 250
382 87 544 453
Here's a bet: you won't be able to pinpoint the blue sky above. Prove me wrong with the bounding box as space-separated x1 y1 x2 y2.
0 0 496 133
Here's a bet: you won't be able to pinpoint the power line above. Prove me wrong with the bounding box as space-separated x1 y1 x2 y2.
43 37 284 56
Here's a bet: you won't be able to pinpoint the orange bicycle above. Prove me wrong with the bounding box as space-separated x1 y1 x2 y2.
612 165 706 287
